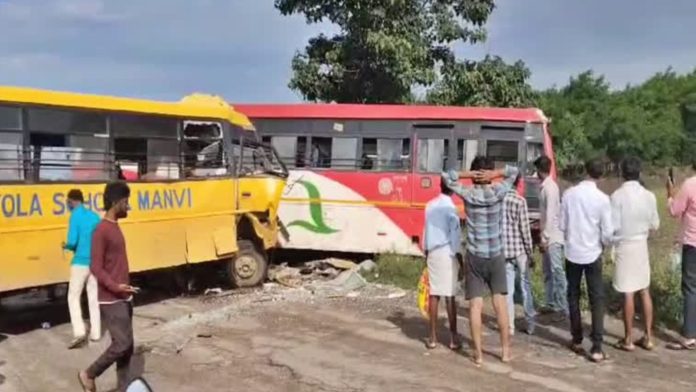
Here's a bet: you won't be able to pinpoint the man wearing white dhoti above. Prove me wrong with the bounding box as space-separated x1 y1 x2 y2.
611 157 659 351
423 178 463 350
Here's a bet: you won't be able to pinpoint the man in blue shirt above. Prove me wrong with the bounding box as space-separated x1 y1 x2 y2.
64 189 102 349
423 179 463 350
442 156 519 365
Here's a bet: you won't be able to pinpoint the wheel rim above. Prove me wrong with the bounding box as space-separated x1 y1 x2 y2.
235 255 258 279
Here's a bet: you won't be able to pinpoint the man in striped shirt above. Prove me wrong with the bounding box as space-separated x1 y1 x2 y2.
502 175 536 336
443 156 519 365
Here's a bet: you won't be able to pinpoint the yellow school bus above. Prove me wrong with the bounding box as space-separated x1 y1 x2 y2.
0 86 288 295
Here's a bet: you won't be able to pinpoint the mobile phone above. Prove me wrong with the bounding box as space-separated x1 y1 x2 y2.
669 167 675 185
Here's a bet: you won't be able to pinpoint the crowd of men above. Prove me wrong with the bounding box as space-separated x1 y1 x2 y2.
424 155 696 365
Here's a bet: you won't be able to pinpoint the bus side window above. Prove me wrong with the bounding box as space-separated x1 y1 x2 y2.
457 139 478 171
486 140 519 168
361 138 410 171
26 107 110 182
331 137 358 170
0 106 24 182
182 121 226 178
112 114 180 181
417 138 448 173
310 137 332 168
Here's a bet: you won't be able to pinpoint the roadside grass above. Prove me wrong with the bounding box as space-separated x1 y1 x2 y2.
367 183 684 330
363 254 425 290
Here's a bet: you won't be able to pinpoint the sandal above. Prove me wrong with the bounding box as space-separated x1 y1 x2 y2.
425 340 438 350
471 355 483 367
590 351 608 363
636 337 655 351
613 340 636 352
666 339 696 351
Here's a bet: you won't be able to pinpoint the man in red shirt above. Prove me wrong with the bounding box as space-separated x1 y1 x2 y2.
79 181 139 392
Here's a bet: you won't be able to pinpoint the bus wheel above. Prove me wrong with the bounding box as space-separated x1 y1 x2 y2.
229 240 268 288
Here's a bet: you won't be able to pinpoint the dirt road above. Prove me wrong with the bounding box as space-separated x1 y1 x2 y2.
1 283 695 392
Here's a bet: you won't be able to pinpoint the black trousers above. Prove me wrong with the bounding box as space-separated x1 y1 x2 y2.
683 245 696 338
86 301 134 386
566 258 605 352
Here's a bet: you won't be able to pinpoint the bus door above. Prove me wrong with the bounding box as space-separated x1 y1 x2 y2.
412 124 454 224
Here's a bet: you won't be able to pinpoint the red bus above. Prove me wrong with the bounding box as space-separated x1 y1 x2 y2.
235 104 556 256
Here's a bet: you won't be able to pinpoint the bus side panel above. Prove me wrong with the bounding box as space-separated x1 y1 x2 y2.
0 179 239 293
185 215 237 263
0 230 69 292
276 170 421 255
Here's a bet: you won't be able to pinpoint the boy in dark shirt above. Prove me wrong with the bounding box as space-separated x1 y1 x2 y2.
79 181 139 392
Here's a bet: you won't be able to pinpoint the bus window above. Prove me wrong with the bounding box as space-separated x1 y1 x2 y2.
269 136 297 168
113 114 179 180
331 138 358 170
486 140 519 168
0 132 23 181
182 121 225 178
457 139 478 171
263 136 307 169
0 106 22 130
417 139 448 173
361 138 410 171
26 108 110 181
1 106 23 181
310 137 332 168
526 142 543 175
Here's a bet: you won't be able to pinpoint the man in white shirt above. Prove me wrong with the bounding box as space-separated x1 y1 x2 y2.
423 179 463 350
560 159 613 362
611 157 659 351
535 156 568 319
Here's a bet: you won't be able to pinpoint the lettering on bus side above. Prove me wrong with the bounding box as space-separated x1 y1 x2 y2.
137 188 193 211
0 187 193 218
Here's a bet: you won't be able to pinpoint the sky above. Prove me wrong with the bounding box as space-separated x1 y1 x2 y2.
1 0 695 103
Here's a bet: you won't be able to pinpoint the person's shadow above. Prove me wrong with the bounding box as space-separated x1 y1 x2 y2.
387 310 506 359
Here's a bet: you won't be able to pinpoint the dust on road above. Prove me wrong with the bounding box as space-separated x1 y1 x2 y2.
1 282 695 392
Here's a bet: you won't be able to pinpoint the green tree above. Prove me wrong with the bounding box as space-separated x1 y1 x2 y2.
427 55 536 107
276 0 495 103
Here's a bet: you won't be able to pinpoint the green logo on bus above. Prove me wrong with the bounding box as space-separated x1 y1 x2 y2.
287 180 339 234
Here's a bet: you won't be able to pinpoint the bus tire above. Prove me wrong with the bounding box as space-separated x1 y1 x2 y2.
229 240 268 288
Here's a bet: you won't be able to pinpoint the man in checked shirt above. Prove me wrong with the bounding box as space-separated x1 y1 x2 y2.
502 174 536 336
442 156 518 366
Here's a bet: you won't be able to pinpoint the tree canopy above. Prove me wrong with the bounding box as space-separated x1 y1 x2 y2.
540 69 696 168
275 0 503 103
277 1 696 169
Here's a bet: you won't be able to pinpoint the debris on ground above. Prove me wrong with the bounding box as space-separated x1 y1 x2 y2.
308 270 368 297
269 265 303 288
387 291 406 299
358 259 377 273
204 288 223 296
324 258 358 271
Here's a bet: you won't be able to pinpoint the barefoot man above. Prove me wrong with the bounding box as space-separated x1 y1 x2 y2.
424 177 463 350
442 156 519 365
611 157 659 351
79 181 139 392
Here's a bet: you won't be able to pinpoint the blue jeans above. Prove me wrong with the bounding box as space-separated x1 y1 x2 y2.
543 243 568 314
506 254 536 332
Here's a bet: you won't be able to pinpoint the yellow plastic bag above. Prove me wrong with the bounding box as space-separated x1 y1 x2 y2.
417 268 430 319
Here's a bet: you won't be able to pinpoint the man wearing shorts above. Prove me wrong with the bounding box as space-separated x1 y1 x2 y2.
443 156 519 365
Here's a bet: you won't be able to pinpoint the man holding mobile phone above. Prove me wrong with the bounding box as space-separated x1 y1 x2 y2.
79 181 138 392
666 164 696 351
